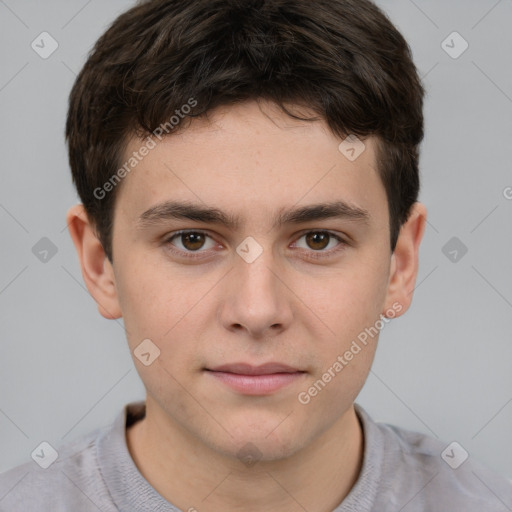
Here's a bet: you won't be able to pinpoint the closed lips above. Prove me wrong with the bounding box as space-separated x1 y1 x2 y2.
205 363 305 375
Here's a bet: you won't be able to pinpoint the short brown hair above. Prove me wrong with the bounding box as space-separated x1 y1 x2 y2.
66 0 424 262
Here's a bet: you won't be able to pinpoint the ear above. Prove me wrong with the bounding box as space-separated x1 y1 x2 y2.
382 202 427 317
66 204 122 320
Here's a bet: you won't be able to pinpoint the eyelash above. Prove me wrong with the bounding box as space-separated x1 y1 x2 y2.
162 230 348 261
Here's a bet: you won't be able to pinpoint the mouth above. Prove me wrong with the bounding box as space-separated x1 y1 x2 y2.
204 362 306 395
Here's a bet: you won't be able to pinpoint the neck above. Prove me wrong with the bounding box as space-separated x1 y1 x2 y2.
126 399 364 512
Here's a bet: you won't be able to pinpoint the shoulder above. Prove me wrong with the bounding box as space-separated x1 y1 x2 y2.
355 405 512 511
0 422 116 512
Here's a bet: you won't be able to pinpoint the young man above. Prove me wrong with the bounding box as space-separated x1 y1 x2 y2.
1 0 511 510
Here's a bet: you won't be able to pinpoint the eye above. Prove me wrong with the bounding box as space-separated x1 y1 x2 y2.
292 231 346 256
165 230 217 253
162 229 348 261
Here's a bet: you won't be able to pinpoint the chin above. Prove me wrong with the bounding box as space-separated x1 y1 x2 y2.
218 419 307 463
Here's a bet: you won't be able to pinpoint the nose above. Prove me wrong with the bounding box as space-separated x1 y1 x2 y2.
219 248 294 339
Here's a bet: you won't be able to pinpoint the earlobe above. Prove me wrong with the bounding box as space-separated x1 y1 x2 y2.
66 204 122 320
382 202 427 317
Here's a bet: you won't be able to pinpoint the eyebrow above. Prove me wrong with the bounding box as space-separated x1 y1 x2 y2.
136 200 371 230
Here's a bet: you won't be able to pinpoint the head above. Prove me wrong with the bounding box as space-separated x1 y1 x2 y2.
66 0 427 462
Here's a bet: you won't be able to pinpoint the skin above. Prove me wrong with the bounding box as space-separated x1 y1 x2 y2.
67 100 426 512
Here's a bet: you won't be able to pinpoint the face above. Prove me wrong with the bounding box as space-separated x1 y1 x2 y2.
104 101 404 461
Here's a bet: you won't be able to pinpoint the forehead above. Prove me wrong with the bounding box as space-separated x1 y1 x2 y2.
114 101 388 229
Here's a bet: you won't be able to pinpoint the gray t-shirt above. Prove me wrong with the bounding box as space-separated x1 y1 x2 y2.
1 401 511 511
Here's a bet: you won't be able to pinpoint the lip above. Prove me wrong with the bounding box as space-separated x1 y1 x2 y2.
207 362 302 375
204 362 306 395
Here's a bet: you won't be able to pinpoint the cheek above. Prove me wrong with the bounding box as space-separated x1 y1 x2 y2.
114 256 196 345
299 260 388 339
295 282 383 421
114 272 164 347
293 256 389 407
114 259 218 387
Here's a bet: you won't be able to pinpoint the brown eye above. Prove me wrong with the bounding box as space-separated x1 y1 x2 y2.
180 232 206 251
305 232 331 250
293 231 346 258
166 231 216 253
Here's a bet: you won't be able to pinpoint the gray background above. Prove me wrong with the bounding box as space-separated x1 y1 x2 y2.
1 0 511 482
